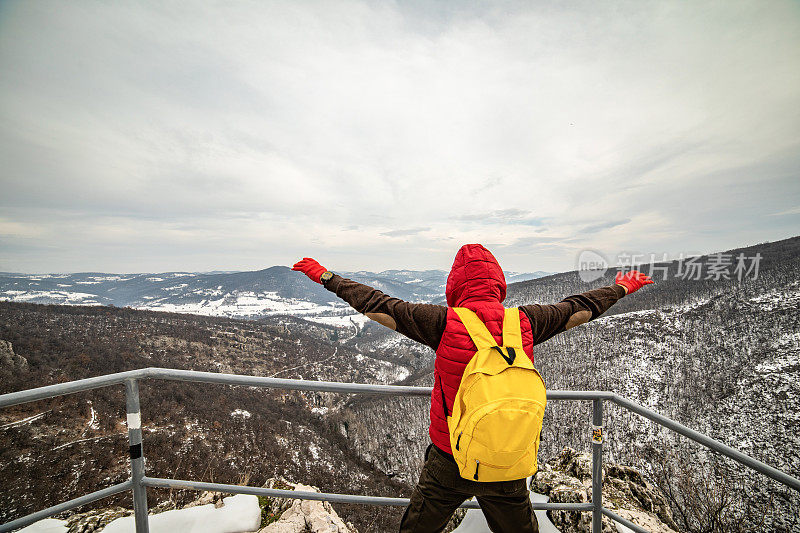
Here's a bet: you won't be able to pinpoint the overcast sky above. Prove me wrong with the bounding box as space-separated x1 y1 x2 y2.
1 1 798 274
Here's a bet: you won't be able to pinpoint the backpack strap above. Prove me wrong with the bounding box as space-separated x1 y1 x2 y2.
452 307 498 351
502 307 523 348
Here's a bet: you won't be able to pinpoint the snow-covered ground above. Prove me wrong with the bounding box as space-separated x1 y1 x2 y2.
15 485 653 533
137 293 372 328
0 290 103 305
136 292 326 318
304 313 371 329
17 519 66 533
19 492 567 533
18 495 261 533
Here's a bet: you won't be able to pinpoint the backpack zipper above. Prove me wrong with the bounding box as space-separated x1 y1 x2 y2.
473 460 480 480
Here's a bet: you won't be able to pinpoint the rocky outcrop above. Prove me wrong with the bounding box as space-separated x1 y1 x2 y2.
0 340 27 369
183 490 227 509
258 478 356 533
532 448 678 533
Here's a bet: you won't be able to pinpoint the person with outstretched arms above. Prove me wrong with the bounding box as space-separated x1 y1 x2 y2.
293 244 653 533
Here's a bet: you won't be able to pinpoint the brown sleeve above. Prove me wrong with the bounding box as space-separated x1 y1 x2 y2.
325 274 448 351
519 284 626 346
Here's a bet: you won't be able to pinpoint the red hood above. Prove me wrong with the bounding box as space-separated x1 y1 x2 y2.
445 244 506 307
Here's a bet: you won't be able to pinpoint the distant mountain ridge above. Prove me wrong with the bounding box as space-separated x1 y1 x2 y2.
0 267 552 323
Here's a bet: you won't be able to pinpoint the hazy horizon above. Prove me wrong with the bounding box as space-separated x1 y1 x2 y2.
1 233 793 276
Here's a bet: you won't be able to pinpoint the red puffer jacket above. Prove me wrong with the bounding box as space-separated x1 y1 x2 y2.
429 244 535 454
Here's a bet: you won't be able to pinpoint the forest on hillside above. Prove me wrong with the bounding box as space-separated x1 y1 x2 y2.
0 303 412 532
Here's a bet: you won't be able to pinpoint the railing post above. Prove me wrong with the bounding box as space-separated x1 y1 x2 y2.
592 398 603 533
125 379 150 533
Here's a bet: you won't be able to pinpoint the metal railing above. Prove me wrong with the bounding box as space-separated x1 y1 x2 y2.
0 367 798 533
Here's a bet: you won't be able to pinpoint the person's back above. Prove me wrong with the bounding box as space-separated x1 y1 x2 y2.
293 244 652 533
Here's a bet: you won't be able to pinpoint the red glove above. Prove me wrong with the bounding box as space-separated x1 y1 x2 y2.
292 257 327 284
615 270 654 295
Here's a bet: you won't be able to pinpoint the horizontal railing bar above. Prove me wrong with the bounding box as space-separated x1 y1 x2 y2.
531 501 594 511
545 390 616 400
141 477 594 512
611 395 800 493
142 477 478 508
0 480 133 533
0 369 146 408
144 368 433 396
0 368 796 511
602 507 650 533
0 368 617 409
145 369 615 400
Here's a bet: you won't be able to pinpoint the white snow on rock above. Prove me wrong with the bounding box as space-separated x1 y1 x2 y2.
88 404 99 429
100 494 260 533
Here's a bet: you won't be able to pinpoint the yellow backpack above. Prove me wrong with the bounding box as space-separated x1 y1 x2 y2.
448 307 547 482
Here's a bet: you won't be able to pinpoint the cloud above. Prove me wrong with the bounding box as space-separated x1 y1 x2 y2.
581 219 631 234
0 218 45 238
502 235 565 249
0 1 798 273
457 209 545 227
380 227 430 237
770 206 800 216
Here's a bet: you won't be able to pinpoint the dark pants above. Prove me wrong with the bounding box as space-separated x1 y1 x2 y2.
399 444 539 533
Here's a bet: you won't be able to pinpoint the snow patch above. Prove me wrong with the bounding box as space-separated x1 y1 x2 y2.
88 405 99 429
0 411 49 429
17 518 67 532
308 442 321 460
162 284 189 290
304 313 370 328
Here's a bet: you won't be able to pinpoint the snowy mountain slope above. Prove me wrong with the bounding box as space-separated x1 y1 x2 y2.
0 267 336 307
526 284 800 531
330 236 800 532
